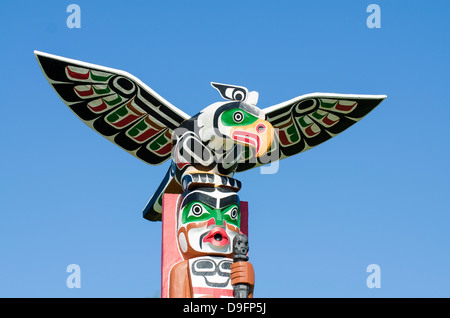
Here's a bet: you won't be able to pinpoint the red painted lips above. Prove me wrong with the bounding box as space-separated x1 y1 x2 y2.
202 227 229 247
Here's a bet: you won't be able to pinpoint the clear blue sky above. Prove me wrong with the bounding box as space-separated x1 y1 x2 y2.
1 0 449 297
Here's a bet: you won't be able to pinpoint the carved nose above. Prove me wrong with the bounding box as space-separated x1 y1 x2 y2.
256 123 266 133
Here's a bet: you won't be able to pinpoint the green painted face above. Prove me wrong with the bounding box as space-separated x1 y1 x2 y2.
221 109 259 127
182 201 240 228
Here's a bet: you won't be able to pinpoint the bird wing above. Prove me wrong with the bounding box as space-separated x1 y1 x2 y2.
35 51 190 165
236 92 386 172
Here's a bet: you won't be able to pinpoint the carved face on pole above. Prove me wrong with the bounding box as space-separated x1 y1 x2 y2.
176 187 241 258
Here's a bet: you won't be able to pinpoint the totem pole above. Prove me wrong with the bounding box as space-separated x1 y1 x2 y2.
35 50 386 298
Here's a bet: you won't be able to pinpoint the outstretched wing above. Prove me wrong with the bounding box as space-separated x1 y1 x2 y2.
35 51 190 165
236 93 386 172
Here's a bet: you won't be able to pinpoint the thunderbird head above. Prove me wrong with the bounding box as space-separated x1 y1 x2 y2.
194 100 275 159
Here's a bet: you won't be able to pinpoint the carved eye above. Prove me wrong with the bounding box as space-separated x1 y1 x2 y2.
230 207 238 219
233 111 244 123
226 207 238 220
232 89 246 101
191 203 204 216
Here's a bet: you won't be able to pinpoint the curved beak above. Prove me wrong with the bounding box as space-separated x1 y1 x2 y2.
230 119 274 157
